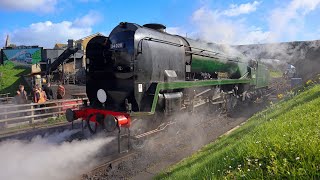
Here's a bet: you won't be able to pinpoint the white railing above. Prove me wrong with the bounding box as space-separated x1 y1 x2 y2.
0 98 88 128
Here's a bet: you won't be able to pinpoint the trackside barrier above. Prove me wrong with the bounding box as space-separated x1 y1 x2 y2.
0 98 88 129
0 93 13 104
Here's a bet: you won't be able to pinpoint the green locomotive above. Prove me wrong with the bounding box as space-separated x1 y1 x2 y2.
66 22 270 149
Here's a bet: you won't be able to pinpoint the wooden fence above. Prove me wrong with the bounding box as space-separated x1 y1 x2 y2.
0 93 13 104
0 98 87 128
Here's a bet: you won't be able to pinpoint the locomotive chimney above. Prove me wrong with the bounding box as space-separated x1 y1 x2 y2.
143 23 166 32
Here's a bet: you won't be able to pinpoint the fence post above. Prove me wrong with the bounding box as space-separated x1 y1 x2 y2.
59 101 62 117
4 107 8 128
6 93 8 103
30 105 34 124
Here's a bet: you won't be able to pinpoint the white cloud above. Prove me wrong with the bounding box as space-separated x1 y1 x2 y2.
0 0 58 13
73 11 103 27
268 0 320 41
190 7 269 45
8 12 102 48
166 27 188 36
78 0 100 2
223 1 261 16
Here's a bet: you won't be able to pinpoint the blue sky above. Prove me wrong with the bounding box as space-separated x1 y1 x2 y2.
1 0 320 48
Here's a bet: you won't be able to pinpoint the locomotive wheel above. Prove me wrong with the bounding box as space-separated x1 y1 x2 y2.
130 119 147 150
86 114 98 134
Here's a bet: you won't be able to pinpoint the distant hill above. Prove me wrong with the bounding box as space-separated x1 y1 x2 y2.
235 40 320 80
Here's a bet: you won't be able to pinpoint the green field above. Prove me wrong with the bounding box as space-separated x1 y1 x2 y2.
0 62 31 95
156 84 320 179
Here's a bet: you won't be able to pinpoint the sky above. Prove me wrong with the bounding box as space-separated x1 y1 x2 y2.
0 0 320 48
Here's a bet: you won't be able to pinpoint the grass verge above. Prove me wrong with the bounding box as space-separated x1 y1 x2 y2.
156 84 320 179
0 62 31 95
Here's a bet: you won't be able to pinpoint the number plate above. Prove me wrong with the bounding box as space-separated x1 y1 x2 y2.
110 43 124 49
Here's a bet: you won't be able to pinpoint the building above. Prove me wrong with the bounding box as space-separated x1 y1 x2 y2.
75 32 103 67
43 32 103 84
53 43 67 50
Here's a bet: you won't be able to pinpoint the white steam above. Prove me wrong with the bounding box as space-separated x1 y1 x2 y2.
0 130 113 180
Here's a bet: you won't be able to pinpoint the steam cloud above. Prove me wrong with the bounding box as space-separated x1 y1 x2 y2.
0 130 113 180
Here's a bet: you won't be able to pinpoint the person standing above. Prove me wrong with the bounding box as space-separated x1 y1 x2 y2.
14 85 28 117
34 84 47 103
17 84 27 104
57 84 65 99
43 83 53 100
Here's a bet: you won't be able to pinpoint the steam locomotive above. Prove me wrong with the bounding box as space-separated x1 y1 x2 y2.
66 22 269 150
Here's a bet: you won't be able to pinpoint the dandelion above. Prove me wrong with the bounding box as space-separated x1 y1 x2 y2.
255 159 258 162
238 164 242 167
247 169 251 172
296 157 300 160
277 94 284 99
259 163 262 166
229 166 232 169
306 80 313 85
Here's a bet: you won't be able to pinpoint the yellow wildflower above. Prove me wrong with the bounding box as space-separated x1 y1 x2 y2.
306 79 313 85
277 94 284 99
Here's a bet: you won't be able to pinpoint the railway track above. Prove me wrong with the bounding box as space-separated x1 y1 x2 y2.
82 151 137 180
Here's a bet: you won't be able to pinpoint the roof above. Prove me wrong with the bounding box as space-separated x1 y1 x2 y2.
76 32 104 42
54 43 67 49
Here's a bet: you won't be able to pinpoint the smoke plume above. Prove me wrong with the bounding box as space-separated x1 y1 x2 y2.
0 130 114 180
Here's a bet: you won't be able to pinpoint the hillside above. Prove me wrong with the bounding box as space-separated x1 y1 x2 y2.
0 62 31 95
157 81 320 179
236 40 320 81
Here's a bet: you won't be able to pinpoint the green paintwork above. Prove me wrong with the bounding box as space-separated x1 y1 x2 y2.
191 55 248 77
255 62 270 88
130 78 251 116
191 56 236 72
